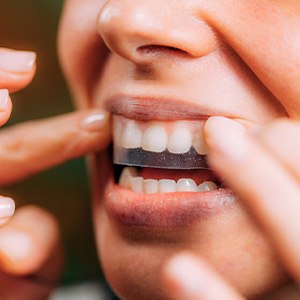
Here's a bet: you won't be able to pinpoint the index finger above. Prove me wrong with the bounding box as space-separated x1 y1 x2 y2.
205 117 300 282
0 109 111 186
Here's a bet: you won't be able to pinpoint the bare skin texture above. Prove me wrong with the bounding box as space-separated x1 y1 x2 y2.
2 0 300 299
0 48 110 298
57 1 300 299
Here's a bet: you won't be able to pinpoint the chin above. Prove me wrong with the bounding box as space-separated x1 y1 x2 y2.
91 151 288 300
58 1 293 298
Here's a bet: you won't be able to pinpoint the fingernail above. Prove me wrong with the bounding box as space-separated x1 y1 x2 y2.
0 197 15 218
0 50 36 73
0 197 15 226
166 255 203 297
0 89 9 112
204 116 248 163
0 230 32 263
80 110 109 131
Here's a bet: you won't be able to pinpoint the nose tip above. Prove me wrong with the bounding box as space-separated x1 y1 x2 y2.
97 1 218 63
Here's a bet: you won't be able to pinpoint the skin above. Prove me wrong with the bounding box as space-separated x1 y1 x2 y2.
0 47 110 298
1 0 300 299
58 0 300 299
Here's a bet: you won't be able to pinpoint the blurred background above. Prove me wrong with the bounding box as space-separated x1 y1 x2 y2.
0 0 115 298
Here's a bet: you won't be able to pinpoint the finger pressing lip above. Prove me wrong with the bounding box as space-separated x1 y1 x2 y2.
0 109 111 186
204 116 300 282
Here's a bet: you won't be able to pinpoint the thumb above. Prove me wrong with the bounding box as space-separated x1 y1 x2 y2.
0 205 63 278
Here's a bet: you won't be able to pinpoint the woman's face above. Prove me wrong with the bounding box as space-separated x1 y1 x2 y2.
59 1 300 299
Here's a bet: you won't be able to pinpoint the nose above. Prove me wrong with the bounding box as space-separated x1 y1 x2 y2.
97 0 218 63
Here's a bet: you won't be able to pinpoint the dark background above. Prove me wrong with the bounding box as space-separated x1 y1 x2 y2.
0 0 105 286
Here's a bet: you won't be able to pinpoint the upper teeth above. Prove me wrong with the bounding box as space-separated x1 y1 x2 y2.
119 167 218 194
113 115 207 155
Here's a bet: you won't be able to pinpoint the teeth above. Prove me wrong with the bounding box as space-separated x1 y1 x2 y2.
144 179 159 194
177 178 197 192
119 167 138 189
121 120 143 149
119 167 218 194
129 177 144 194
168 123 192 154
113 115 208 155
158 179 177 193
198 181 218 192
142 124 168 153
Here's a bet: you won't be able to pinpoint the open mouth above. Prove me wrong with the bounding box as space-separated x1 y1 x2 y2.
113 114 222 193
104 114 236 228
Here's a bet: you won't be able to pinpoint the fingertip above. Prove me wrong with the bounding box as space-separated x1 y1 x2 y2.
0 206 60 276
0 49 37 92
164 252 205 299
204 117 249 169
164 253 243 300
0 228 35 274
0 90 12 127
0 50 36 74
80 109 111 132
79 109 112 150
0 196 15 226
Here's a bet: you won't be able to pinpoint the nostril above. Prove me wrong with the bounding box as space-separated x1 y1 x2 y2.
137 45 190 58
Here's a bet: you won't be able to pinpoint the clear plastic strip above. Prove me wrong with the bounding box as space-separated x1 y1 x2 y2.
114 146 210 170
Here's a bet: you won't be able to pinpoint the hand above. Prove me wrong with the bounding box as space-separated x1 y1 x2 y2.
0 48 111 299
163 117 300 299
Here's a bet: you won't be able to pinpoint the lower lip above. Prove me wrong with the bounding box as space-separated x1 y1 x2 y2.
105 180 237 228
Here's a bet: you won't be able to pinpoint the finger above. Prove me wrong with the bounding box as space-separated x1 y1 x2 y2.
258 119 300 180
205 116 300 282
0 205 62 278
0 109 111 185
0 89 12 127
164 253 244 300
0 196 15 227
0 48 36 92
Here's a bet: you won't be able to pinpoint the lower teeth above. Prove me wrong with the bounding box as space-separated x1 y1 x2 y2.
118 167 218 194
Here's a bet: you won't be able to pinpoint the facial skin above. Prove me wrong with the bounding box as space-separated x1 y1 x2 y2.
58 1 300 299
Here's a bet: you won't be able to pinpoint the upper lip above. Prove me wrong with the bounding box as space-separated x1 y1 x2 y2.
104 94 235 121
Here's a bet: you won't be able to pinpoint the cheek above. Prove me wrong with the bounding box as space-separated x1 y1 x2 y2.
58 0 107 108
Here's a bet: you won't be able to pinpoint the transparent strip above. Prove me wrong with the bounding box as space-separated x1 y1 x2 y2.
114 146 210 170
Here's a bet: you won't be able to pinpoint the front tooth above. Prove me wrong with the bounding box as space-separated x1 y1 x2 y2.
119 167 138 189
129 177 144 194
168 123 192 154
177 178 197 192
158 179 177 193
142 124 168 153
144 179 159 194
121 120 143 149
198 181 218 192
